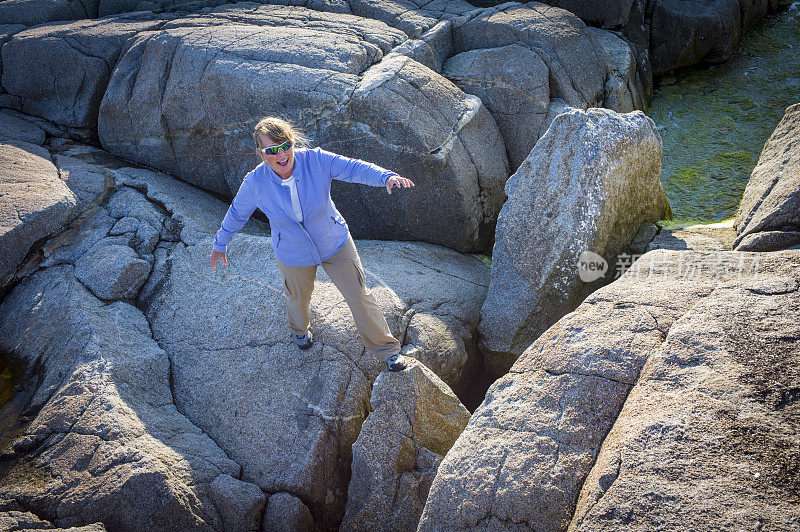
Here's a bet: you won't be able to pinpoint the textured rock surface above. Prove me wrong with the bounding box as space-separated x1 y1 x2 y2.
0 0 98 26
303 0 473 38
650 0 742 75
0 498 107 531
0 139 76 283
0 110 46 145
144 232 488 526
443 44 549 171
341 360 469 531
421 249 800 531
589 27 646 113
263 492 316 532
570 252 800 530
0 266 247 530
1 14 166 129
74 243 152 300
479 107 669 375
647 220 737 252
52 153 113 214
735 102 800 250
0 140 489 529
208 474 266 532
450 2 606 110
98 4 508 251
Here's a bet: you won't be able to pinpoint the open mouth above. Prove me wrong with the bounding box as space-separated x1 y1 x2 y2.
276 158 289 167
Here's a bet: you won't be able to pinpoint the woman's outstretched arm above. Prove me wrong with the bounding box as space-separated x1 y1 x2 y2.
210 179 257 269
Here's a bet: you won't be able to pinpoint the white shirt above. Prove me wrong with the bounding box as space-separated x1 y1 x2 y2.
279 174 303 223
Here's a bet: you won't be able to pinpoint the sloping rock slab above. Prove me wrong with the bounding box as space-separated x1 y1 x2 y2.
143 231 489 527
1 13 166 128
0 139 75 283
0 266 248 530
479 107 669 375
571 252 800 530
0 110 46 145
647 220 736 252
420 249 799 531
735 102 800 250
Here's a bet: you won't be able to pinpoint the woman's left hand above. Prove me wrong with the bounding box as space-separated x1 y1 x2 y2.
386 176 415 195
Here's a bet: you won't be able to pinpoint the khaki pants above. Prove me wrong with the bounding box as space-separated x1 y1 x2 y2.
276 237 400 360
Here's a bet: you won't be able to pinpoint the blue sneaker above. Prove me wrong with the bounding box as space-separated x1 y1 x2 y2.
385 353 408 372
293 332 313 350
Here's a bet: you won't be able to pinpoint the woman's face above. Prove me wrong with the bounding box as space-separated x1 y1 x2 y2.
258 134 294 178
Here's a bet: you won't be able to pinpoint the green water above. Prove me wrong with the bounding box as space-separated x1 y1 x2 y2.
648 7 800 228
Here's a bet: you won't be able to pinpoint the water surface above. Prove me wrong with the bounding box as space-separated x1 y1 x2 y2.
648 7 800 227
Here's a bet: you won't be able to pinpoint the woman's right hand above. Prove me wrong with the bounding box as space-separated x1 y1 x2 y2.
210 250 228 270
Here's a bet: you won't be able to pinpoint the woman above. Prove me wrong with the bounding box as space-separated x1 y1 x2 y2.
209 117 415 371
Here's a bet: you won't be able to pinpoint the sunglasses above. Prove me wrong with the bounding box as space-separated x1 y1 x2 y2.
260 140 292 155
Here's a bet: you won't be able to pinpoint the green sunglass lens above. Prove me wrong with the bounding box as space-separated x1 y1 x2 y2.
265 141 291 155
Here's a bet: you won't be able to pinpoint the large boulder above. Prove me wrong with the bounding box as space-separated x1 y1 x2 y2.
0 139 76 284
443 44 549 171
649 0 742 75
570 252 800 529
478 107 669 375
329 54 508 251
450 2 606 110
99 5 509 252
735 102 800 251
98 4 405 196
420 249 800 530
439 2 611 173
1 14 166 129
341 360 470 531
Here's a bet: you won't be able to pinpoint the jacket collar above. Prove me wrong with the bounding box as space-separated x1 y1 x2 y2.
262 148 305 186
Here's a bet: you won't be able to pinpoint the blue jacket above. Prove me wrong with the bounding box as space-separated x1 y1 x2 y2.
213 147 396 266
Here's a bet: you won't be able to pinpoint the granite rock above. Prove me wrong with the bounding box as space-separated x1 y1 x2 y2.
479 107 669 375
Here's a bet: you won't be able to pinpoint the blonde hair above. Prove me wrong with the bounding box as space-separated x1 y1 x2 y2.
253 116 308 150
